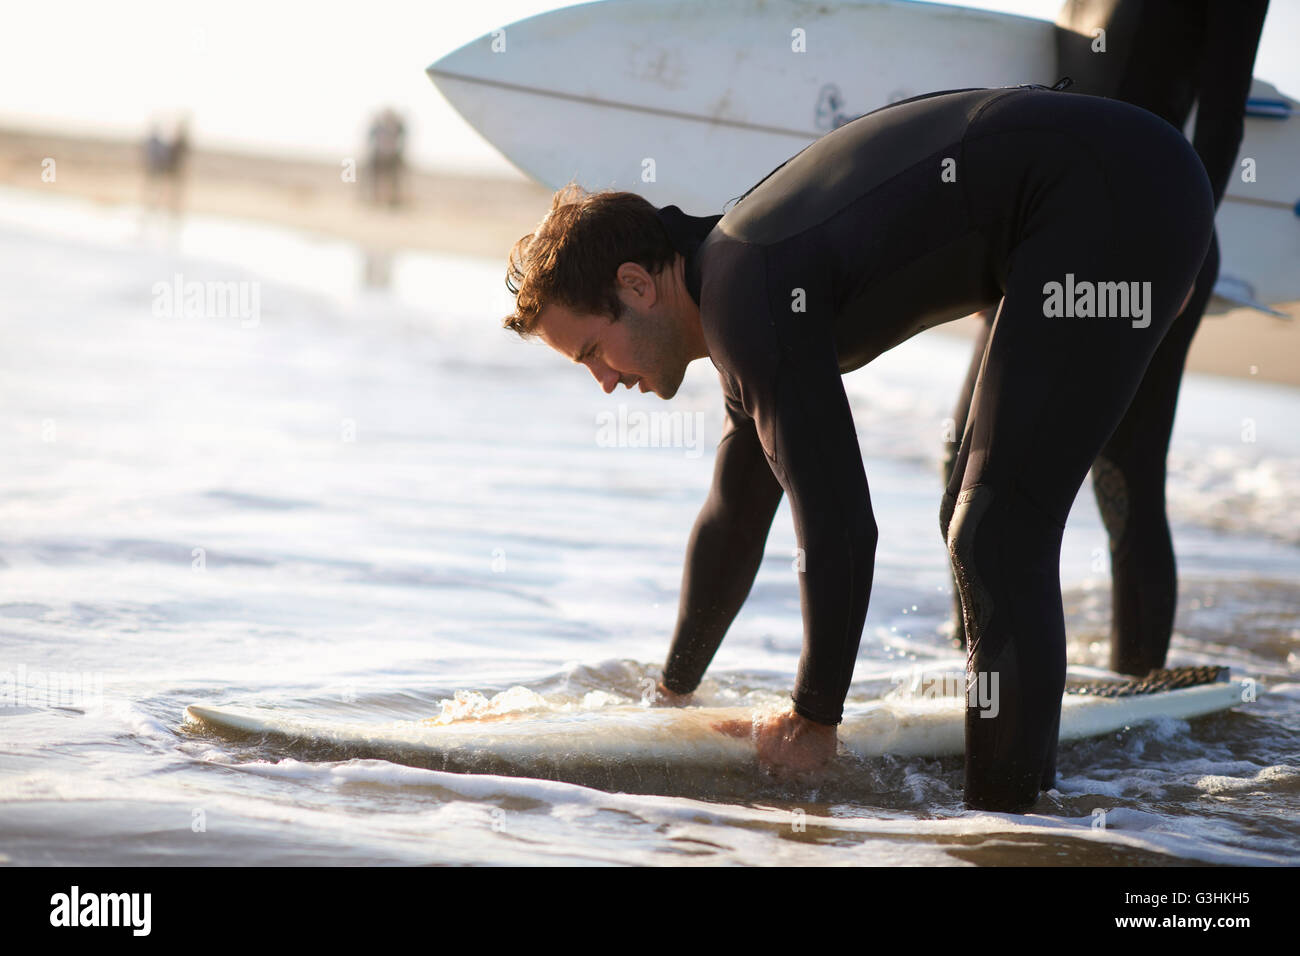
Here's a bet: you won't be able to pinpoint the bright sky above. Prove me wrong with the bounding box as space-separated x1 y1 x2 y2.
1 0 1295 176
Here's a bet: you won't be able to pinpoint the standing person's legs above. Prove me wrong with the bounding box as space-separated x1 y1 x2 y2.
1092 231 1219 675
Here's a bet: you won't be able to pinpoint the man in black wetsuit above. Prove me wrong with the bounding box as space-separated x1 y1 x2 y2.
944 0 1269 675
505 84 1214 811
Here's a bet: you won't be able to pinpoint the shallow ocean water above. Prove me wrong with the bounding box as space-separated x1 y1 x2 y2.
1 187 1297 866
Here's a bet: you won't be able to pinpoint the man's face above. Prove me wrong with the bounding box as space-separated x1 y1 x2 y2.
536 288 691 400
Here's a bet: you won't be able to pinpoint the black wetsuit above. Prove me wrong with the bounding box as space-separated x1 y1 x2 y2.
657 85 1214 810
944 0 1269 674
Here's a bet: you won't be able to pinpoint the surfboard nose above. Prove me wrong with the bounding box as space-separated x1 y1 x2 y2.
426 36 481 95
425 38 500 158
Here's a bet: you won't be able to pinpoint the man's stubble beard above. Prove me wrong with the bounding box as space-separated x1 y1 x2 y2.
626 304 689 400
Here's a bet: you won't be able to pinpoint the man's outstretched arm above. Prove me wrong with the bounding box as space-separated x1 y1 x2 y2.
705 334 879 772
758 348 879 727
659 397 784 697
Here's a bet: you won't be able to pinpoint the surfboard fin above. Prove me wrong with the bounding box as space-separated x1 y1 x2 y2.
1212 274 1291 318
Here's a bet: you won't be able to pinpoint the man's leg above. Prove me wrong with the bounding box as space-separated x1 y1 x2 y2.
948 148 1210 810
935 85 1219 811
941 308 995 650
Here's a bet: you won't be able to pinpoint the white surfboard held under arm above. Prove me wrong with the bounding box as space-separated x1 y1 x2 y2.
427 0 1299 311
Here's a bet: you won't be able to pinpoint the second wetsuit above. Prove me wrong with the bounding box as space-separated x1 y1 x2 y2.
1070 0 1268 675
944 1 1268 672
659 85 1214 811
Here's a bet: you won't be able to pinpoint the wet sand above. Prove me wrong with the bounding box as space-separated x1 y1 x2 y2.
2 125 1295 387
0 126 551 261
936 310 1300 388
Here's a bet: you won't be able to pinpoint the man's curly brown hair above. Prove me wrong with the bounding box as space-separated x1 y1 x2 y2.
504 183 678 338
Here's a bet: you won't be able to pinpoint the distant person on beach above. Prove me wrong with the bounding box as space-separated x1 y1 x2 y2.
503 83 1215 811
941 0 1269 677
366 108 407 208
141 114 191 217
144 123 168 178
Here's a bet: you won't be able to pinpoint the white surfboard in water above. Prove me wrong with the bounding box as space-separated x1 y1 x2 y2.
426 0 1298 312
186 667 1249 793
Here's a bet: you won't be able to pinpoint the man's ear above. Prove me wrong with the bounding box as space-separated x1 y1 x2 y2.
615 262 656 303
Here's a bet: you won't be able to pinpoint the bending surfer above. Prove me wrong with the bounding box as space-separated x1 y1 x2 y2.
503 85 1214 811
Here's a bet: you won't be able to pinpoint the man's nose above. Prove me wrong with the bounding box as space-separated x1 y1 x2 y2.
588 359 619 394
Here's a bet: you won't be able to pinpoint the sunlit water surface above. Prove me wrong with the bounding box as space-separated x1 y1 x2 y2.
1 188 1297 866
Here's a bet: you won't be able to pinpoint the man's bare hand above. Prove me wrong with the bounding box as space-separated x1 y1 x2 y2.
713 707 837 777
